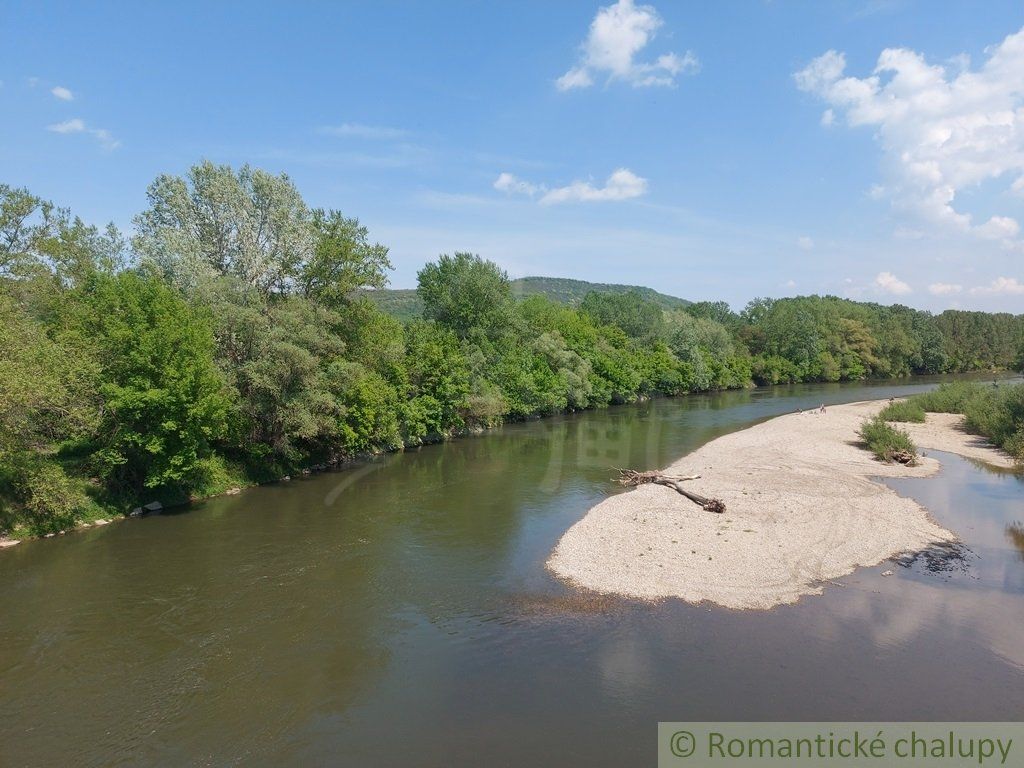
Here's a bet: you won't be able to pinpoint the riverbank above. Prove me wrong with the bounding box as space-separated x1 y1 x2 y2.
547 400 1015 610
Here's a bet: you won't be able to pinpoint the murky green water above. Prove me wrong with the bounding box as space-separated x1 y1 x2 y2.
2 377 1023 767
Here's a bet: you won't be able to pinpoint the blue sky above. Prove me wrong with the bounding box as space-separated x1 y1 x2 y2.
3 0 1024 312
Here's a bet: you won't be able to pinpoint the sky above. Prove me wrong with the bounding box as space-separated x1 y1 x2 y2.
3 0 1024 313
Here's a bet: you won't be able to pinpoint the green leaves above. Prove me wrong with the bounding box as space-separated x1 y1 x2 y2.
74 272 230 491
417 252 512 337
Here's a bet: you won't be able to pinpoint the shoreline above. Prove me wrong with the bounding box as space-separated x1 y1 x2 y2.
2 383 1013 551
547 399 1015 611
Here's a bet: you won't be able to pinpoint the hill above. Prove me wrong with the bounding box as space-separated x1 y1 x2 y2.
363 276 690 321
508 276 691 310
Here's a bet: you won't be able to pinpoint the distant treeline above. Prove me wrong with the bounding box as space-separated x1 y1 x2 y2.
2 163 1022 535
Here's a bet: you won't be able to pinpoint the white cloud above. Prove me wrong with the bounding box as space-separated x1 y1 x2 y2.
795 28 1024 245
556 0 698 91
556 67 594 91
46 117 119 150
541 168 648 204
928 282 963 295
874 271 912 295
969 276 1024 295
975 215 1020 240
820 109 835 127
493 172 541 197
493 168 648 204
47 118 85 134
318 122 409 140
51 85 73 101
797 235 814 250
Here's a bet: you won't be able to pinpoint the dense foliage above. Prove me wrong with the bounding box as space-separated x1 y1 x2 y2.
859 417 918 463
2 168 1023 535
883 382 1024 463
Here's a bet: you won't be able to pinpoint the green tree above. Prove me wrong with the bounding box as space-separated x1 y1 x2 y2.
134 161 312 293
0 294 100 531
299 209 393 304
402 320 471 439
417 252 512 337
73 273 230 492
581 290 664 343
200 279 346 463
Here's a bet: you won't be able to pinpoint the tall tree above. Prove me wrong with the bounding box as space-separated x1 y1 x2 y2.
298 209 392 304
417 252 512 337
133 161 312 293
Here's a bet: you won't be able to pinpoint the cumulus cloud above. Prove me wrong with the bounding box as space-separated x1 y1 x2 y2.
797 235 814 250
541 168 648 203
493 172 541 196
493 168 648 204
51 85 73 101
969 276 1024 295
874 271 912 295
795 27 1024 245
46 117 120 150
928 282 963 295
556 0 698 91
318 122 409 140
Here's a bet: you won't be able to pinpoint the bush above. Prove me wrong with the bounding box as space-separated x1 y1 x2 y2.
904 381 1024 464
878 399 926 423
963 383 1024 463
914 382 985 413
859 416 917 463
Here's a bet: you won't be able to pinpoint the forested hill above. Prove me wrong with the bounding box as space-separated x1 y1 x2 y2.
509 277 691 310
2 163 1023 539
364 276 690 320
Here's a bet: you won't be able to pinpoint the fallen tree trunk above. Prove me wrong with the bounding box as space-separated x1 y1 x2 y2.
615 469 726 514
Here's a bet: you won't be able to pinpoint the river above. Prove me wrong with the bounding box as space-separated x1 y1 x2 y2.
1 376 1022 766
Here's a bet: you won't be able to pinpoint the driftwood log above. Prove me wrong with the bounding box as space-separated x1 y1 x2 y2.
890 450 917 466
616 469 726 514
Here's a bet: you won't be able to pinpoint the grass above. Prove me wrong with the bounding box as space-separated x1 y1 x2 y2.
913 381 985 414
878 399 926 423
893 381 1024 465
859 416 918 463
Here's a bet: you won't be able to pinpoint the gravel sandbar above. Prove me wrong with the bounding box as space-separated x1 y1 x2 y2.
548 400 1013 610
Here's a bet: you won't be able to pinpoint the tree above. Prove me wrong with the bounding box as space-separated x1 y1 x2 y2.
686 300 738 328
580 290 664 343
402 320 471 439
0 184 48 276
0 184 124 286
200 279 346 462
0 293 100 530
73 273 230 491
417 252 512 337
298 209 392 304
133 161 312 293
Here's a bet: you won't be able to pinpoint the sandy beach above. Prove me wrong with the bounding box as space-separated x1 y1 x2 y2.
548 400 1015 610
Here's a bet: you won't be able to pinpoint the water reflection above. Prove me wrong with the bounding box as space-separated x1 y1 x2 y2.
1 376 1022 766
1007 522 1024 561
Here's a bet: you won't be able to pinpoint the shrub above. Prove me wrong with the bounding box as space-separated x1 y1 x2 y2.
878 399 926 423
963 383 1024 463
914 381 985 413
859 416 918 463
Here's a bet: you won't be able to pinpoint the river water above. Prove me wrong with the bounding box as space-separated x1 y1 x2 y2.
2 377 1022 766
